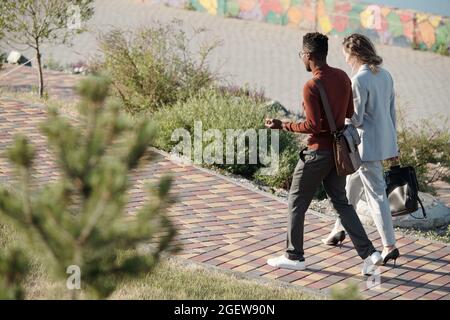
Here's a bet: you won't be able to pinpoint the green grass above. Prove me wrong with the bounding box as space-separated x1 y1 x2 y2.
395 226 450 244
0 87 78 117
21 257 320 300
0 222 318 300
111 259 320 300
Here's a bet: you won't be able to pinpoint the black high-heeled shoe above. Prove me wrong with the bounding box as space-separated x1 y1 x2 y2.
382 248 400 267
321 231 346 248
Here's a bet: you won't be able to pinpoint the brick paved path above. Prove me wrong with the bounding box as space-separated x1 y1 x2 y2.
1 0 449 125
1 67 450 300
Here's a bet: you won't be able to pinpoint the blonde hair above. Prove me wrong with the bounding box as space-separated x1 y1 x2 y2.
343 34 383 74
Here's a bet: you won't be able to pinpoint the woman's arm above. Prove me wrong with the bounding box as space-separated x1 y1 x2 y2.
350 77 368 128
390 85 397 131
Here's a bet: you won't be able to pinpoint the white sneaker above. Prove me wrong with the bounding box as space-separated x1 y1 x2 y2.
267 255 306 271
362 251 383 276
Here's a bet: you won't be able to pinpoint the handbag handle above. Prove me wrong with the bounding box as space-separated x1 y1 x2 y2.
313 79 337 135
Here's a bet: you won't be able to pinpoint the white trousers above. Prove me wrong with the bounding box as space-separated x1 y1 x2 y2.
332 160 396 247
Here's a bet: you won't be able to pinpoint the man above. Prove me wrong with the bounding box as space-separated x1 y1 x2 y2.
265 32 382 276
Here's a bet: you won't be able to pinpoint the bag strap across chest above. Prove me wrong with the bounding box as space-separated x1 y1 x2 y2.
313 78 337 135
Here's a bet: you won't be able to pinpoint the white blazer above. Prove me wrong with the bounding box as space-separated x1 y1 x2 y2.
351 64 399 162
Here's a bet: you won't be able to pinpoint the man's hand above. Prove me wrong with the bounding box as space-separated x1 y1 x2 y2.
265 118 283 130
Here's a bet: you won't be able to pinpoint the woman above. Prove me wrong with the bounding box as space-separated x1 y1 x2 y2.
322 33 399 266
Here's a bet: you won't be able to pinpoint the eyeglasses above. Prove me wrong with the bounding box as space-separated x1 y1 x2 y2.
298 50 310 58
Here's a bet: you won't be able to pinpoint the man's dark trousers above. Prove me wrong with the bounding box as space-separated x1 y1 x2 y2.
286 148 376 261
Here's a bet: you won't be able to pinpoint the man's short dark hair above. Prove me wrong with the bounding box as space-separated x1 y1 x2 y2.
303 32 328 60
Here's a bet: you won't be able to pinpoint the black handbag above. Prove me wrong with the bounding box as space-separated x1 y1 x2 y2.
384 165 427 218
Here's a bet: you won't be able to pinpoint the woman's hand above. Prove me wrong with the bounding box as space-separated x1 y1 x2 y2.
386 150 400 164
386 156 399 163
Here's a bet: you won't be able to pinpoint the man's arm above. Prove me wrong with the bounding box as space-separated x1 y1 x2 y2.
283 82 322 134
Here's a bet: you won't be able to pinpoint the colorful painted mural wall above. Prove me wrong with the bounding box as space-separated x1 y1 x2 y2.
151 0 450 54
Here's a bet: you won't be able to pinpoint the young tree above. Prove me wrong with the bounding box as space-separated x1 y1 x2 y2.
0 247 30 300
0 0 94 97
0 76 177 299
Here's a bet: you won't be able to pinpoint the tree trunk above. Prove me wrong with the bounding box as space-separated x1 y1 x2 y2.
35 45 44 98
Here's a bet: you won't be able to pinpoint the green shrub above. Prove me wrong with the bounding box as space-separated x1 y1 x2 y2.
184 2 195 11
150 87 302 184
436 43 450 56
216 84 268 105
96 20 219 114
254 133 301 189
151 89 450 198
395 108 450 193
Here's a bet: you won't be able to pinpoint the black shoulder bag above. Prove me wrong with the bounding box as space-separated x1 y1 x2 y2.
314 79 362 176
384 165 427 219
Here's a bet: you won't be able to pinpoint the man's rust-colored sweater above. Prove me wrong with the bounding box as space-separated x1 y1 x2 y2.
284 64 354 150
